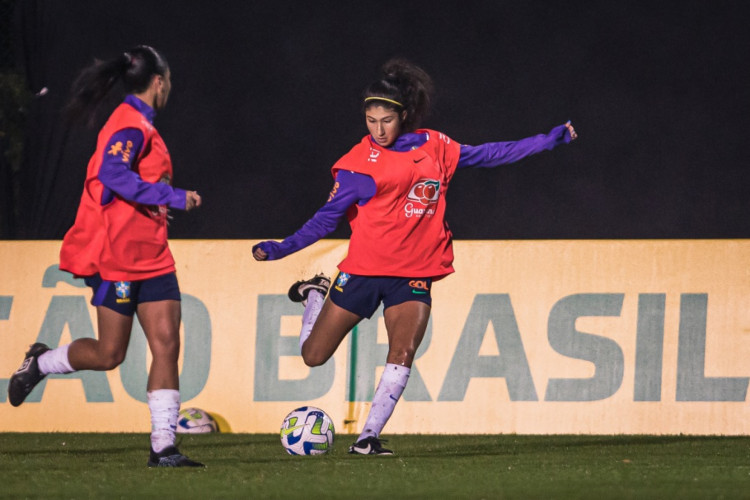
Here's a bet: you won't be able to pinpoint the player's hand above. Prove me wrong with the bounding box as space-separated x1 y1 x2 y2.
185 191 202 211
253 242 269 261
565 120 578 141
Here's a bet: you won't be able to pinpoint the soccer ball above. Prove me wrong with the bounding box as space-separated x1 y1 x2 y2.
176 407 219 434
280 406 335 455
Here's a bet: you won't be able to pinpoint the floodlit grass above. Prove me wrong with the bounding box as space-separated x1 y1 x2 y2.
1 433 749 499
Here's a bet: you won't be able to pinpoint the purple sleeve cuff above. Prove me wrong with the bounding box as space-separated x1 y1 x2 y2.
98 128 187 209
253 170 374 260
170 188 187 210
457 124 571 169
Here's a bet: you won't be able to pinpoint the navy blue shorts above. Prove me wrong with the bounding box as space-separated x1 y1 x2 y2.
83 273 181 317
329 272 432 319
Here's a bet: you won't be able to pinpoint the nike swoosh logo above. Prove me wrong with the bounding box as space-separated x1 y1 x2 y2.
358 444 372 454
413 157 425 163
282 424 306 436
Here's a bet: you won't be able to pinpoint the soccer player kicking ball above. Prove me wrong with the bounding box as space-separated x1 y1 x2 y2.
253 58 577 455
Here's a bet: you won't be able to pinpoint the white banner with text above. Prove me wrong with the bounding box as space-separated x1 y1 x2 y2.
1 240 749 434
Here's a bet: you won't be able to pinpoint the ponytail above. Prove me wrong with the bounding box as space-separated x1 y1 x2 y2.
65 45 169 127
362 58 434 132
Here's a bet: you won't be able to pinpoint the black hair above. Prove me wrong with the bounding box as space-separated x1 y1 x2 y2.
362 58 434 133
65 45 169 127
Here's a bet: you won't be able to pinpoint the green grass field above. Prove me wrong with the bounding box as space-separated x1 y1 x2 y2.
1 433 749 499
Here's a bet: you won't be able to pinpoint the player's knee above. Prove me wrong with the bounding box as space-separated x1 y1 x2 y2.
149 331 180 359
301 345 327 367
98 348 127 370
151 345 180 365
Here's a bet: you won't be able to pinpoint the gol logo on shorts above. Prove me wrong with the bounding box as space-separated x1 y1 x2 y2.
409 280 430 292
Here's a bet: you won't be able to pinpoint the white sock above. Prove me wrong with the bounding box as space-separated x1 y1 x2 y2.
148 389 180 453
37 345 74 375
357 363 410 441
299 290 324 351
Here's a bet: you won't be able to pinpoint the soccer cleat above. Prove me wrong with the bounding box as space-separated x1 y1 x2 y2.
147 446 205 467
8 343 50 407
288 274 331 305
348 436 394 455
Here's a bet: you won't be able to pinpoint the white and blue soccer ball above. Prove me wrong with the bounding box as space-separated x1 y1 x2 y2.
280 406 335 455
176 407 219 434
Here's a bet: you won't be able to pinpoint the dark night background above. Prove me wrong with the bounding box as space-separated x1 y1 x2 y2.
2 0 749 240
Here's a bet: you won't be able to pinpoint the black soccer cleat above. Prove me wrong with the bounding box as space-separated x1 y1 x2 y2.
8 343 50 407
288 274 331 305
147 446 205 468
348 436 394 455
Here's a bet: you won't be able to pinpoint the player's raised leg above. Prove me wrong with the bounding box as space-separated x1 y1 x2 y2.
288 274 331 351
301 298 362 367
7 306 132 406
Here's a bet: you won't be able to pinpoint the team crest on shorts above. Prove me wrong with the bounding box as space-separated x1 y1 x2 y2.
115 281 131 303
335 272 350 292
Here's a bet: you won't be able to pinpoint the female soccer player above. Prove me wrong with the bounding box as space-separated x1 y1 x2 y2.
7 46 204 467
253 58 578 455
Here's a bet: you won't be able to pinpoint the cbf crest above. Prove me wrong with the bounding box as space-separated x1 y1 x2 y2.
115 281 131 303
335 272 350 292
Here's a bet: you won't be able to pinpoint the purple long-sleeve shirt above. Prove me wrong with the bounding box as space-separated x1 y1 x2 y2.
97 94 186 209
255 124 572 259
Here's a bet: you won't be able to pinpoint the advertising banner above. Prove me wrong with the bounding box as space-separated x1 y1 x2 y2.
1 240 748 434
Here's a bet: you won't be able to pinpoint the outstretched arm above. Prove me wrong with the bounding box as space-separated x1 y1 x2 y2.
458 121 577 169
252 170 376 261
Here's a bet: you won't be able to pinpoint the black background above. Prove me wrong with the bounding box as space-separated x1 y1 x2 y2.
9 0 750 240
